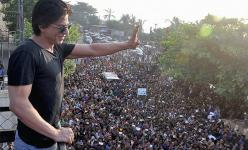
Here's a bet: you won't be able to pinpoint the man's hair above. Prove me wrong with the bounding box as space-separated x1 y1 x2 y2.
32 0 72 36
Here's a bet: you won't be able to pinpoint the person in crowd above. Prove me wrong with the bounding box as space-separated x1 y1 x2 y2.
0 61 4 81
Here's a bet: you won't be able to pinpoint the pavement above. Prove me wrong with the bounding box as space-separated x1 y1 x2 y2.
0 90 17 130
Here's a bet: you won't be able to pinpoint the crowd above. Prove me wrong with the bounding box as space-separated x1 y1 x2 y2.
61 42 247 150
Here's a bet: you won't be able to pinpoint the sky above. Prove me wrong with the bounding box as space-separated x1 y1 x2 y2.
66 0 248 33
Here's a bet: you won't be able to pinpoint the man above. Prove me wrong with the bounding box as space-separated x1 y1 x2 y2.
7 0 139 149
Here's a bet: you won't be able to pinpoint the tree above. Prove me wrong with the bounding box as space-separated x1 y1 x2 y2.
24 18 32 39
160 14 248 118
150 28 166 42
64 24 80 43
118 14 135 37
1 0 38 31
119 14 131 25
104 8 115 21
63 24 80 77
137 19 146 33
70 2 100 26
0 2 8 38
130 14 136 25
64 59 76 78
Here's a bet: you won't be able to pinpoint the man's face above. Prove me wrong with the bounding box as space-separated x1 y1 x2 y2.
42 14 70 44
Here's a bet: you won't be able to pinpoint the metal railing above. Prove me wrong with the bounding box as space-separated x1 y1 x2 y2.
0 107 16 150
0 31 17 70
0 90 17 150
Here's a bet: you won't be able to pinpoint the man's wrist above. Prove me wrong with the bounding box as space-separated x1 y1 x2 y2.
123 41 133 50
51 128 59 141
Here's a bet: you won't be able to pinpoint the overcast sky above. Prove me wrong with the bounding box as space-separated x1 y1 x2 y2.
67 0 248 32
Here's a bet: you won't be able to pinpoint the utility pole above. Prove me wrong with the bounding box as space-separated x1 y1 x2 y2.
18 0 24 43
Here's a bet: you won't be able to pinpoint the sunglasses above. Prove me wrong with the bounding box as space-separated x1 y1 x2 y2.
51 24 71 34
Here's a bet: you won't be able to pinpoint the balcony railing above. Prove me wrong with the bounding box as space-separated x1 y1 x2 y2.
0 89 17 149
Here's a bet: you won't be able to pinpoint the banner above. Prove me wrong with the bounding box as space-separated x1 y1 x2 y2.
137 88 147 96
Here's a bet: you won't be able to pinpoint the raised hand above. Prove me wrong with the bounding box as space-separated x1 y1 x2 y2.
128 25 140 49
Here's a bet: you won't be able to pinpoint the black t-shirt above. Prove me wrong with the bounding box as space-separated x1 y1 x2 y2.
7 39 75 148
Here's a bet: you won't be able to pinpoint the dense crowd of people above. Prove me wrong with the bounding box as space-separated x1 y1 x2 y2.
61 43 247 150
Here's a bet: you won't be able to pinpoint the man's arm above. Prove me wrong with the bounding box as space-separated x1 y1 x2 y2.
67 25 139 58
8 85 74 144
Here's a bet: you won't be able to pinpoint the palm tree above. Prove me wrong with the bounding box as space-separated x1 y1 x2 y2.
104 8 115 21
137 19 146 32
130 14 136 25
119 14 131 25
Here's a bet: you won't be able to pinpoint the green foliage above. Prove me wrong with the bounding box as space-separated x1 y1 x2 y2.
24 18 32 39
1 0 38 31
63 24 80 77
64 24 80 43
70 2 100 25
150 28 167 42
160 14 248 100
64 59 76 78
